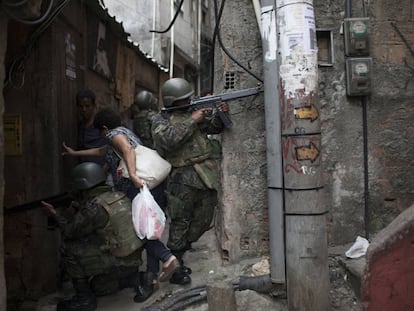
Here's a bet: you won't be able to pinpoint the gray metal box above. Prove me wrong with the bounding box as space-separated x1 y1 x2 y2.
344 18 370 56
346 57 372 96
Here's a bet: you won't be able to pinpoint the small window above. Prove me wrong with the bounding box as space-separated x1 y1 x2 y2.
316 29 334 66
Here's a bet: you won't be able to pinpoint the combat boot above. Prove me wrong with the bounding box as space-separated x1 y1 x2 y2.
134 271 158 303
169 266 191 285
90 267 139 296
119 271 140 289
170 250 192 284
57 278 97 311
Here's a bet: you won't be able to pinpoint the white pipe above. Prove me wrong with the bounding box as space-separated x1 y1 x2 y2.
197 0 201 94
169 0 175 78
252 0 262 34
151 0 157 57
260 0 285 284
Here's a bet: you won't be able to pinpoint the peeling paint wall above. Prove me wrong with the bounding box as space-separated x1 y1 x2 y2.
315 0 414 244
217 0 414 261
214 0 267 262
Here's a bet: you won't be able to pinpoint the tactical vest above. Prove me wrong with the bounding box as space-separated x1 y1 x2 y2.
94 191 144 257
133 110 156 147
167 113 213 167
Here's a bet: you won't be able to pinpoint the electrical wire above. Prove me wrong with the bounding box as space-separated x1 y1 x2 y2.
2 0 29 8
391 22 414 59
1 0 55 25
3 0 71 91
362 96 370 240
167 294 207 311
212 0 263 83
362 0 366 17
144 286 206 311
150 0 184 34
145 275 274 310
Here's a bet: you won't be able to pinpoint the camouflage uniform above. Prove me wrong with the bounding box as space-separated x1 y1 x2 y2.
56 185 144 293
132 109 157 148
151 111 224 253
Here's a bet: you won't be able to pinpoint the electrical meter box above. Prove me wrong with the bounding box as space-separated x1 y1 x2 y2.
346 57 372 96
344 17 370 56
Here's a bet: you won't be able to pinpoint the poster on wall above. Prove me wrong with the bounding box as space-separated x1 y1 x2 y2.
65 32 77 80
4 114 22 155
88 19 116 81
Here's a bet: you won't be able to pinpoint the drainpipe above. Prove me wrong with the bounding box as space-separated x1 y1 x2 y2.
259 0 286 284
345 0 352 18
252 0 262 34
151 0 158 57
169 0 175 78
344 0 370 239
197 0 201 94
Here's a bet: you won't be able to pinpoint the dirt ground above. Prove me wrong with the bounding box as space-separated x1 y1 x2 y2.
34 228 363 311
329 256 362 311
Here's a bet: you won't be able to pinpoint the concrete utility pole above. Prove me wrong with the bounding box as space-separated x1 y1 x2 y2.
262 0 330 309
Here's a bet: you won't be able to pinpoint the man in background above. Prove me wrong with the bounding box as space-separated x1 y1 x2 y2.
76 89 107 166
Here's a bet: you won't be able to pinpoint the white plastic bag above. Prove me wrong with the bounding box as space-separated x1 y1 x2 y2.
118 144 171 189
345 236 370 259
132 185 166 240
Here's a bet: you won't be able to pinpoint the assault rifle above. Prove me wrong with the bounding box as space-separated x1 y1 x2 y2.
161 84 264 128
4 192 75 215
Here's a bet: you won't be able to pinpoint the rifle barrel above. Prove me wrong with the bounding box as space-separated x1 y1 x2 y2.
4 192 73 215
161 85 263 113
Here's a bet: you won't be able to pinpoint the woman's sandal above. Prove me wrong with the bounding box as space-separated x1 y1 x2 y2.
159 255 180 282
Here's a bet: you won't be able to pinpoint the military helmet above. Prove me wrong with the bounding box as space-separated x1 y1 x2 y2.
134 90 157 110
71 162 106 190
161 78 194 107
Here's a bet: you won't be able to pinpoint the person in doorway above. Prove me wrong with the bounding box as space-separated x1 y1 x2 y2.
151 78 228 285
41 162 145 311
76 89 107 166
62 109 180 301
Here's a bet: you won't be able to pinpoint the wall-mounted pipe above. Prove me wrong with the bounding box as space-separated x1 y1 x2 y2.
169 0 174 78
344 0 371 239
259 0 286 284
345 0 352 18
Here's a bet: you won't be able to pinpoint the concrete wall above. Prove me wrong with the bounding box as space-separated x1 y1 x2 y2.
214 0 267 262
315 0 414 244
216 0 414 263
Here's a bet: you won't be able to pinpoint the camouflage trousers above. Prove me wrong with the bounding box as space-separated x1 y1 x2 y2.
61 235 142 294
166 167 217 251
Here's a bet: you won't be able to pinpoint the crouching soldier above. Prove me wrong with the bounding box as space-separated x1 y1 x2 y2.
42 162 149 311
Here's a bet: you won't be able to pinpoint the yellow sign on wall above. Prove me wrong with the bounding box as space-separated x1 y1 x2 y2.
4 114 22 155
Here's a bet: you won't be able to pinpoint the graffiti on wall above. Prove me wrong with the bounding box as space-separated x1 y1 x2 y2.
88 17 116 81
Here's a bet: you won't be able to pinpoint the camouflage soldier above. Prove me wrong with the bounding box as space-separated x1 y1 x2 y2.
151 78 228 285
132 91 168 211
132 90 158 148
42 162 148 311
